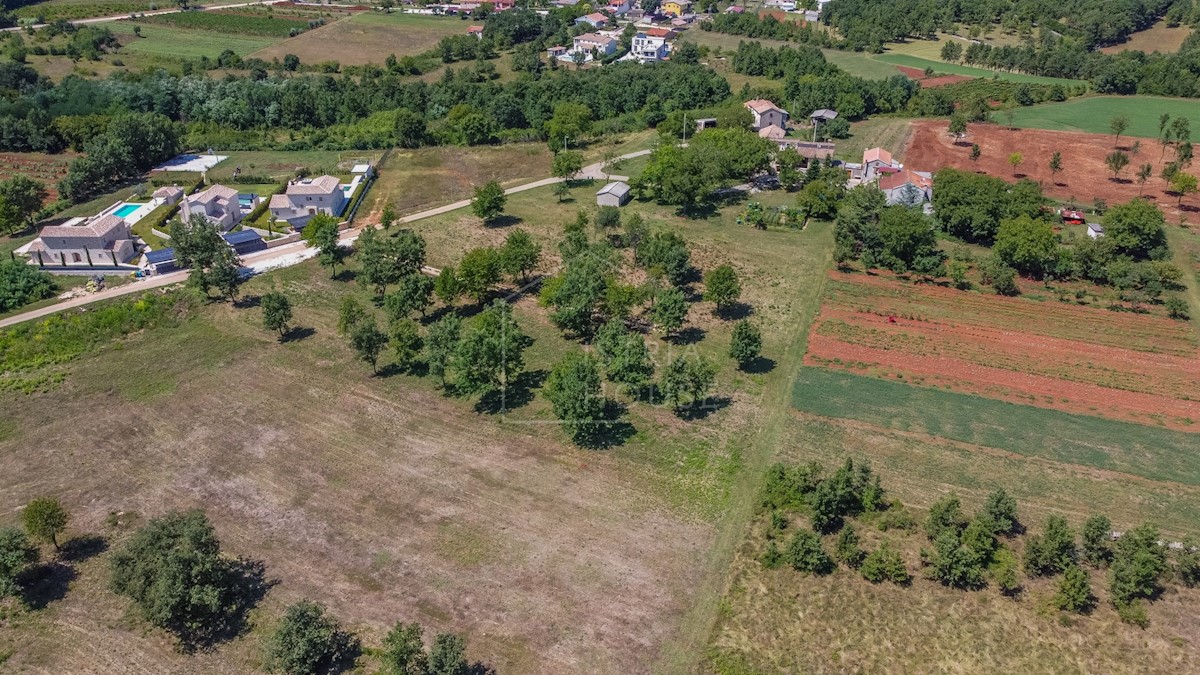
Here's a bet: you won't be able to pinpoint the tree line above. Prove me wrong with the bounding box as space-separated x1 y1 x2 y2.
758 460 1200 625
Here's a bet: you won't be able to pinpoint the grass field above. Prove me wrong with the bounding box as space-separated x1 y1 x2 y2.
688 30 902 81
1100 19 1194 54
248 12 465 67
874 53 1084 86
137 9 313 38
833 118 912 162
107 20 282 59
1007 95 1200 139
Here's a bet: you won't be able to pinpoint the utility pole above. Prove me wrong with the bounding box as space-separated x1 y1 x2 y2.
682 112 688 145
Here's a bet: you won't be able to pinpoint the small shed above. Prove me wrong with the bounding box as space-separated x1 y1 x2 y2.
596 181 631 207
223 229 267 255
145 247 177 273
1086 223 1105 239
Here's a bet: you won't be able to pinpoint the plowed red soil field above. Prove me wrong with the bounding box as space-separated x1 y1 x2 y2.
807 272 1200 429
895 65 974 88
905 120 1200 227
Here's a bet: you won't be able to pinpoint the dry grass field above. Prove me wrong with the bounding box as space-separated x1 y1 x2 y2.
1100 19 1194 54
248 12 466 67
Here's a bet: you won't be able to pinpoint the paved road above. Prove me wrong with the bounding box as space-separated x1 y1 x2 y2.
2 1 270 31
0 149 652 329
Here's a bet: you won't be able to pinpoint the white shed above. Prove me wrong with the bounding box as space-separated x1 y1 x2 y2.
596 181 631 207
1086 223 1105 239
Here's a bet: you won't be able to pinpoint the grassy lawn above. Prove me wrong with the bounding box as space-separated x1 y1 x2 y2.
1007 95 1200 139
820 48 903 80
248 11 465 67
874 53 1085 86
106 20 282 59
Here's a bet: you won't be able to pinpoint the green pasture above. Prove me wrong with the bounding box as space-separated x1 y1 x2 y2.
874 53 1084 86
1007 95 1200 138
106 20 281 59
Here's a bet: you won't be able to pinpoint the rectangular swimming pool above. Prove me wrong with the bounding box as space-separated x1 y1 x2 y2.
114 204 141 218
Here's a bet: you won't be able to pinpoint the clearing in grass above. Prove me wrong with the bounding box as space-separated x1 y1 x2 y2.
248 12 466 67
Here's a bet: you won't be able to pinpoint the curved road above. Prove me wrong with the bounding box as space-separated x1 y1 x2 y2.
0 151 650 328
2 1 272 32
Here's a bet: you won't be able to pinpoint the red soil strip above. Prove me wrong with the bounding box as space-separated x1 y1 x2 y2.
806 334 1200 430
895 65 974 88
904 120 1200 227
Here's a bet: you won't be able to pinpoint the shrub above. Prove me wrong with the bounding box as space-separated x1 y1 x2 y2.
0 260 56 313
861 540 909 584
784 530 834 575
834 523 865 569
265 601 360 674
1054 565 1094 613
1023 515 1076 577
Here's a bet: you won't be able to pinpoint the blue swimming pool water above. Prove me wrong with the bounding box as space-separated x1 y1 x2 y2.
114 204 141 218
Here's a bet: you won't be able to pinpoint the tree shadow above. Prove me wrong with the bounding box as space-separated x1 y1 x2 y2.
281 326 315 343
377 360 427 379
60 534 108 563
484 215 523 229
18 561 76 610
671 326 706 346
333 268 357 283
740 356 776 374
182 557 276 653
716 302 753 321
234 294 261 309
576 400 637 449
674 395 732 421
474 368 548 414
1110 177 1132 185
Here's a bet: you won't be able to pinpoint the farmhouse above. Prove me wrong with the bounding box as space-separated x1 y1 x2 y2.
744 99 789 132
27 215 137 268
181 184 251 232
596 181 631 207
878 168 933 206
466 25 484 39
269 175 348 229
662 0 692 16
854 147 901 182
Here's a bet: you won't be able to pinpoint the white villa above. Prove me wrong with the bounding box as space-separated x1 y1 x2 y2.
269 175 347 229
181 184 251 232
629 32 670 62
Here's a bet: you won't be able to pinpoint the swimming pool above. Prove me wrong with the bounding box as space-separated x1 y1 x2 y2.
114 204 141 218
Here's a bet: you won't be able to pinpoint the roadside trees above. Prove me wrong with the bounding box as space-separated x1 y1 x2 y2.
471 180 507 224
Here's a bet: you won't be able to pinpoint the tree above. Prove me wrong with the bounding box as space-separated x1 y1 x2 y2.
594 319 654 387
470 180 507 224
552 150 584 184
1007 152 1023 176
109 510 246 649
350 318 388 374
1105 150 1130 180
659 355 716 412
776 148 804 191
454 300 528 396
1110 114 1129 147
729 320 762 368
835 523 865 568
552 181 571 203
972 490 1015 538
434 265 462 307
389 318 424 373
500 229 540 283
1024 515 1076 577
381 622 427 675
337 296 367 336
940 40 962 62
784 529 834 575
1177 537 1200 588
0 175 46 233
928 531 986 589
595 205 621 231
1055 565 1094 613
283 53 300 71
261 291 293 340
1048 151 1063 183
993 215 1062 279
308 215 345 277
650 286 688 337
386 273 435 321
1081 515 1113 567
1136 162 1153 194
878 206 943 273
703 264 741 313
393 108 427 149
924 494 966 541
1171 171 1198 207
380 204 398 231
635 230 690 286
545 101 592 152
0 526 37 598
428 633 469 675
947 113 967 142
969 143 980 163
1109 523 1167 620
861 540 909 584
171 213 242 300
1102 198 1166 260
356 227 393 297
544 351 607 445
265 601 359 675
426 314 461 387
457 247 501 303
21 497 68 551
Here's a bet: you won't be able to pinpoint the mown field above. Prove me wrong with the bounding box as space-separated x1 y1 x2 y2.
0 169 838 673
106 20 283 59
1099 19 1194 54
1007 95 1200 139
874 53 1084 86
248 11 465 67
137 9 313 38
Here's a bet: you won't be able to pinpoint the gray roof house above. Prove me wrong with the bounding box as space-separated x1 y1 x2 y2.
596 181 631 207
